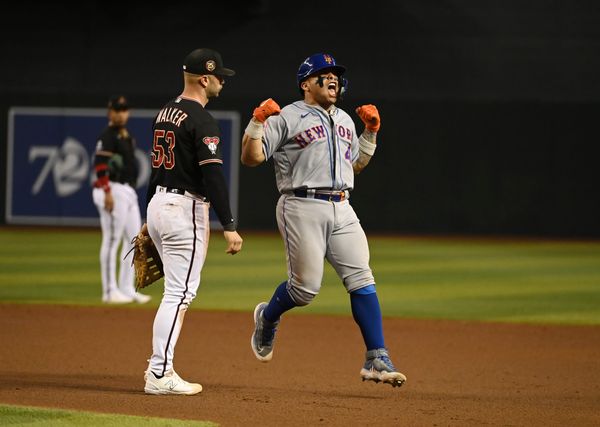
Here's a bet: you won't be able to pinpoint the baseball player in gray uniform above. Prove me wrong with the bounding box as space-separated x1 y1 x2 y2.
241 53 406 387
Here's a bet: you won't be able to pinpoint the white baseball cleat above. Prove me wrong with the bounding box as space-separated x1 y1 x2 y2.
131 292 152 304
144 369 202 395
102 288 134 304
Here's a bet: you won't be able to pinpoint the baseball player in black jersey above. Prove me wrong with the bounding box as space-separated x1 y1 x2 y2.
141 48 243 395
92 95 151 304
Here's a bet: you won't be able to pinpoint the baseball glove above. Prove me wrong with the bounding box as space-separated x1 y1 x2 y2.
128 231 164 290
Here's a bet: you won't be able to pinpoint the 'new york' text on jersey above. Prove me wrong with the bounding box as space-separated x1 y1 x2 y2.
261 101 359 193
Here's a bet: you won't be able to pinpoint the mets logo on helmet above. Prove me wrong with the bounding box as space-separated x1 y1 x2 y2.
203 136 219 154
324 54 333 64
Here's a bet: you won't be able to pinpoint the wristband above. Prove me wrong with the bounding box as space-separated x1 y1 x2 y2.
245 119 264 140
358 132 377 156
223 220 237 232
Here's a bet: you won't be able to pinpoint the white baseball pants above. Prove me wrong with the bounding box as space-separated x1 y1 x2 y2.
92 182 142 300
146 187 210 376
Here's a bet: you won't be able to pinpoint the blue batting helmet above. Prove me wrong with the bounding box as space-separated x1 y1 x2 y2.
297 53 348 95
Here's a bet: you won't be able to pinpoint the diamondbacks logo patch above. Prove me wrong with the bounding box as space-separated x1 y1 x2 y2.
206 60 216 72
203 136 219 154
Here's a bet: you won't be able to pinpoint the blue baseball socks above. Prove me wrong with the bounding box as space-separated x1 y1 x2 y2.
263 281 297 322
350 285 385 350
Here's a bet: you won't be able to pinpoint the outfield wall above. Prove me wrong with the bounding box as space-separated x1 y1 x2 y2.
1 2 598 236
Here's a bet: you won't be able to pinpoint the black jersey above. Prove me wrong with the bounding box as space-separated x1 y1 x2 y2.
147 96 236 230
95 125 138 187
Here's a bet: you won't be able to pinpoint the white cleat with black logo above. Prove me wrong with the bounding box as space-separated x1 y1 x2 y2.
144 369 202 395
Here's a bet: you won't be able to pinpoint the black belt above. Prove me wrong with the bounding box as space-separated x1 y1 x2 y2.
293 189 347 202
165 187 186 195
159 186 206 201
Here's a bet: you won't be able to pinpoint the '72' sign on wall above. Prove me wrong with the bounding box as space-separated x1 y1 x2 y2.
6 107 239 227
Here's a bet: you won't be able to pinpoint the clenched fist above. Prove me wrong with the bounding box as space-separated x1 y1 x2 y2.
253 98 281 123
356 104 381 133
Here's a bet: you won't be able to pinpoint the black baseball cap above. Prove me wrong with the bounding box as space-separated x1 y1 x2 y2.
107 95 129 111
182 48 235 77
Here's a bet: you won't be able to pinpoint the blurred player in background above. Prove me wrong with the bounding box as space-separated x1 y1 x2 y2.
92 95 151 304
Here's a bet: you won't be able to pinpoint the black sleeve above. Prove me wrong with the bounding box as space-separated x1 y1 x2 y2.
201 163 236 231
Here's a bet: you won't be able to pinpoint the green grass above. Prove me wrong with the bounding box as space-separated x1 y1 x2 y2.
0 403 216 426
0 228 599 325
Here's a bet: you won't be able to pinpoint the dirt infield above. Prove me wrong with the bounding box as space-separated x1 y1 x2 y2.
0 304 599 426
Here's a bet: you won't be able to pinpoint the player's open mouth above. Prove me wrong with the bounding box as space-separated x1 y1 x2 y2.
328 82 337 95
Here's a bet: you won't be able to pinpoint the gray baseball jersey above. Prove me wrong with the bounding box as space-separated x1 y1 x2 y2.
262 101 360 193
260 100 374 300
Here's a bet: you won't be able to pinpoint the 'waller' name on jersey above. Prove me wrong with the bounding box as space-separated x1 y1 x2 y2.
155 107 188 127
